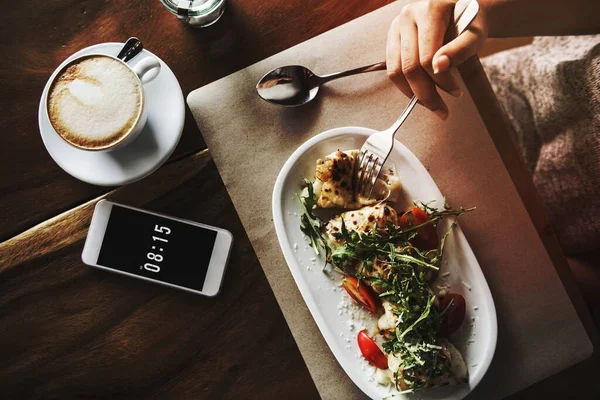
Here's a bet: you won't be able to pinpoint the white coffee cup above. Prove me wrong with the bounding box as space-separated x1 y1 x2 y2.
45 53 161 151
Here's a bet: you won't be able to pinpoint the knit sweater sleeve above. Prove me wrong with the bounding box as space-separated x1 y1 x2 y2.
481 35 600 254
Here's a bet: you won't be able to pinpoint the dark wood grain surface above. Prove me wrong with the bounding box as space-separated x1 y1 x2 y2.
0 0 391 241
0 151 320 398
0 0 388 397
1 0 598 398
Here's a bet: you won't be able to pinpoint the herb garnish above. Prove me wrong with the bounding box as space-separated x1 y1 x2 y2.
297 180 473 392
298 179 331 267
331 203 471 391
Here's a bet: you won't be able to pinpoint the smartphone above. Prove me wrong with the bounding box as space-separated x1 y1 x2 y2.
82 200 233 297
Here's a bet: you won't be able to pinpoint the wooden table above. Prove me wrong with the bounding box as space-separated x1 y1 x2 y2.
0 0 598 398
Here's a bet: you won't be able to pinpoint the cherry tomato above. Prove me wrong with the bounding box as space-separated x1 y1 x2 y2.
357 330 388 369
399 206 439 250
438 293 466 336
341 276 379 314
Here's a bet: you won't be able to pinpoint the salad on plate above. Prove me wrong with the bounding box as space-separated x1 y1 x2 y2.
298 149 474 394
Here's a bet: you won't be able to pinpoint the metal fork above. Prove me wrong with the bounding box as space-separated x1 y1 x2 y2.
352 0 480 199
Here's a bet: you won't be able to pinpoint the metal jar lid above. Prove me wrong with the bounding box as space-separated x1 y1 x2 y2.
160 0 226 27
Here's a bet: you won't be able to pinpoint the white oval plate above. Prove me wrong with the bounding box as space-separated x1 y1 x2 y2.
272 127 497 400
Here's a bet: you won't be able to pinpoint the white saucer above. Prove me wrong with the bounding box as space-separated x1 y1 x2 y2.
38 43 185 186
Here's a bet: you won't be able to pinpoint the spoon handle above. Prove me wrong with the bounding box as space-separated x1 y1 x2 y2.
117 37 144 63
318 61 387 84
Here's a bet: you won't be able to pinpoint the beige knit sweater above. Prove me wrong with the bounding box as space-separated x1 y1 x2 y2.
482 36 600 256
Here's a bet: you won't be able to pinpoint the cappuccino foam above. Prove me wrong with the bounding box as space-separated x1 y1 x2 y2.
48 55 142 149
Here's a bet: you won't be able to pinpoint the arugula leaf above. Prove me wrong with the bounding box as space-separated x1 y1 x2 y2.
298 179 330 267
296 181 474 392
398 295 435 339
326 202 473 391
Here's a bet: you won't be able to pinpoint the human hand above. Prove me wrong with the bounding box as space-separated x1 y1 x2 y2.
386 0 488 119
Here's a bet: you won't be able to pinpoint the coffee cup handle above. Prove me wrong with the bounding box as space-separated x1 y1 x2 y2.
133 57 161 84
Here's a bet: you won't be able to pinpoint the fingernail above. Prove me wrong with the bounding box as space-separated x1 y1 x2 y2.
433 55 451 74
433 109 448 120
449 88 463 98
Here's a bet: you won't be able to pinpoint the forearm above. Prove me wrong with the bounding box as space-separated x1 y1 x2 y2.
481 0 600 37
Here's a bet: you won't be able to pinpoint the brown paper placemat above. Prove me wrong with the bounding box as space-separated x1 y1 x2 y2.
187 2 593 398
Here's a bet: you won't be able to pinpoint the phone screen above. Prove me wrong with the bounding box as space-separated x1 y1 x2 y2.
97 205 217 291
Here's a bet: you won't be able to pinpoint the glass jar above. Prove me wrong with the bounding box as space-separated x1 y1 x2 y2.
160 0 226 28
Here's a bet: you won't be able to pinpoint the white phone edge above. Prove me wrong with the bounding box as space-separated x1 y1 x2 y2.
81 199 233 297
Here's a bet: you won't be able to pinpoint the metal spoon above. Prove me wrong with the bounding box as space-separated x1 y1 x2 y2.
117 37 144 62
256 0 478 107
256 61 386 107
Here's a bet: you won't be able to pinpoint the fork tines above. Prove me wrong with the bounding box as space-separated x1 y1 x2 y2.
352 150 383 200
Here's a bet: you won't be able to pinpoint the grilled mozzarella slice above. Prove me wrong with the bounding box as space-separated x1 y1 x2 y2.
392 339 469 391
325 203 398 247
438 339 469 384
378 301 398 331
314 150 402 209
